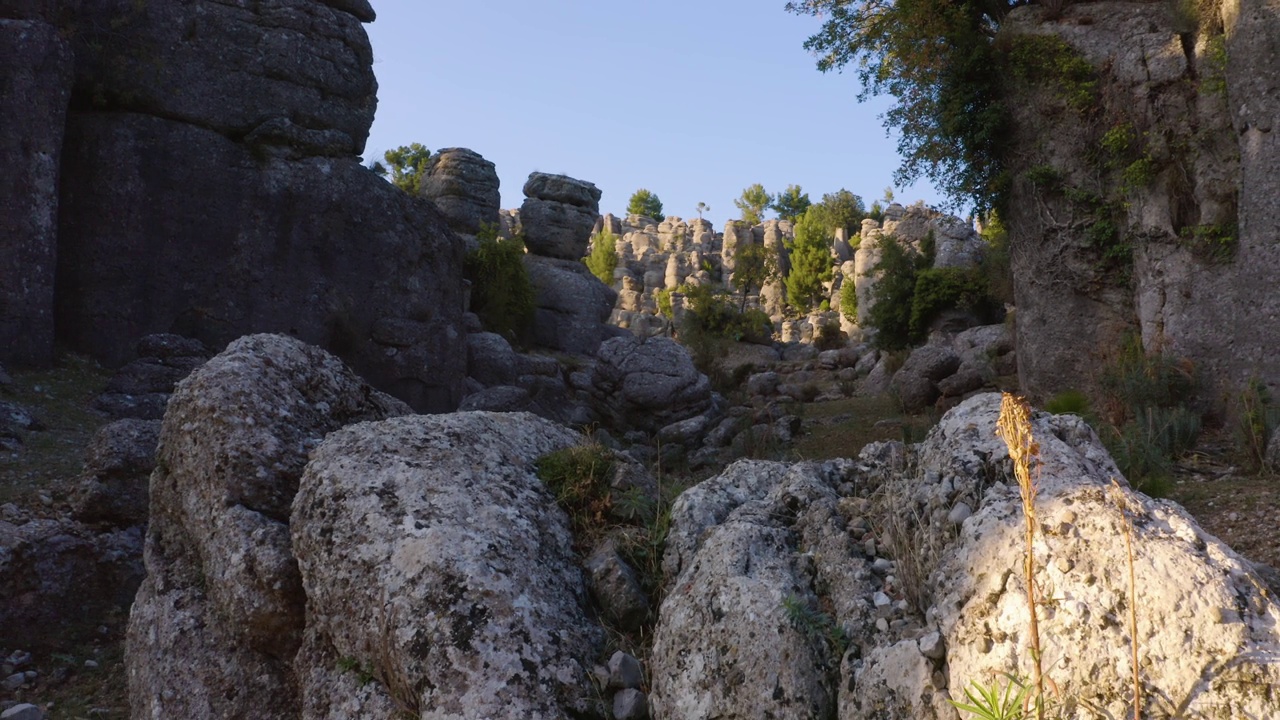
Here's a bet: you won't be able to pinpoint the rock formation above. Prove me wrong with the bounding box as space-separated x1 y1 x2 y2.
648 393 1280 718
0 0 467 412
420 147 500 240
518 172 620 355
127 334 610 719
1004 1 1280 406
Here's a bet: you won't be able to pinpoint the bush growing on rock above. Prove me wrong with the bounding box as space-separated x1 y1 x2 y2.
584 229 618 284
734 183 772 225
375 142 431 194
465 226 535 344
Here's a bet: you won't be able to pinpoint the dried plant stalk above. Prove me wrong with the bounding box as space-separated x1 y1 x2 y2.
996 393 1045 720
1112 479 1143 720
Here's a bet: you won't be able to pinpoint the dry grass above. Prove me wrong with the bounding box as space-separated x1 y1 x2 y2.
0 355 111 505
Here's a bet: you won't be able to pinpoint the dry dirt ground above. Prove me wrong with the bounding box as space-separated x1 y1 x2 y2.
2 358 1278 718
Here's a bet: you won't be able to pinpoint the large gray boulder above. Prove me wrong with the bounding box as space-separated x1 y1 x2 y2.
71 418 161 527
857 393 1280 719
890 343 961 412
651 460 870 719
525 255 619 355
590 335 713 433
292 412 604 718
420 147 500 236
70 0 376 156
0 19 70 366
126 334 411 719
56 114 466 411
520 173 602 260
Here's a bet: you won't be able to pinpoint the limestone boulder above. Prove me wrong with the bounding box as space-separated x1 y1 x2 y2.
70 418 160 527
0 19 70 366
519 199 600 260
466 331 521 387
520 173 602 260
126 334 411 719
292 412 605 718
525 255 618 355
859 393 1280 719
420 147 500 236
651 460 872 719
70 0 376 156
590 335 712 433
890 343 961 412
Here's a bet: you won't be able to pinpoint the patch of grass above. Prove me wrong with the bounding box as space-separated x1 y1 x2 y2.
1235 378 1280 471
782 593 848 659
789 395 938 461
1043 389 1090 416
535 442 617 540
0 354 112 505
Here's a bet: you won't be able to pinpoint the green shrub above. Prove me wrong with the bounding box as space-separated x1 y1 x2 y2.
1236 378 1280 470
655 288 674 319
1008 34 1099 113
465 228 535 344
979 213 1015 306
535 443 616 536
813 319 845 351
867 236 920 350
584 230 618 284
1179 223 1237 264
1097 335 1201 494
908 267 997 337
839 280 858 323
1044 390 1090 416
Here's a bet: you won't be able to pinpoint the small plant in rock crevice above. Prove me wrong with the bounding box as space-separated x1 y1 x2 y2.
782 593 849 662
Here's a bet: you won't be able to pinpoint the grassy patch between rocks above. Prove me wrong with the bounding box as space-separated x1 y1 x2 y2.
0 355 111 506
790 394 940 461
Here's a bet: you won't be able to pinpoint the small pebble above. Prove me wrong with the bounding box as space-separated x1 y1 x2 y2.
612 688 649 720
875 618 889 632
84 660 99 669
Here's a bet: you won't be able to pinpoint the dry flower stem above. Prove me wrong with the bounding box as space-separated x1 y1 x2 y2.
1113 479 1143 720
996 393 1045 720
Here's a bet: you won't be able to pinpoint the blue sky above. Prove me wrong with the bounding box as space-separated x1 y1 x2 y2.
361 1 946 227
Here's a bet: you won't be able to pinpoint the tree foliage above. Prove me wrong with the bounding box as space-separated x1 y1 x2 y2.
584 230 618 284
786 0 1020 212
731 242 779 312
810 189 866 239
380 143 432 194
627 189 665 221
735 184 773 226
784 209 835 313
465 226 535 344
773 184 812 223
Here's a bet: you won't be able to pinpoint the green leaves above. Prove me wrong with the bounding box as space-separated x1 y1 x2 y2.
627 189 665 222
735 183 772 225
949 677 1032 720
381 143 431 194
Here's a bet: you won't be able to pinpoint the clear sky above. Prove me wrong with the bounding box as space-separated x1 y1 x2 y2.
361 1 946 228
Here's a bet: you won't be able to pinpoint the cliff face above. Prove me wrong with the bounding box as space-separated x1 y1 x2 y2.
1004 0 1279 406
0 0 466 412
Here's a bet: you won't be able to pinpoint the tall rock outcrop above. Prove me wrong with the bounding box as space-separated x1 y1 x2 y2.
1004 1 1279 405
0 17 70 366
1 0 467 411
420 147 501 238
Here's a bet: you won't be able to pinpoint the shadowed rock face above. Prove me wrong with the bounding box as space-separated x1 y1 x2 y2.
55 113 466 411
1 0 468 411
0 18 71 367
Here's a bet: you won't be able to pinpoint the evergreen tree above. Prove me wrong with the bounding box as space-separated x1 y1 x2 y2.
732 242 778 312
381 143 431 194
584 230 618 284
773 184 812 223
735 184 773 225
784 209 834 313
627 189 665 221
